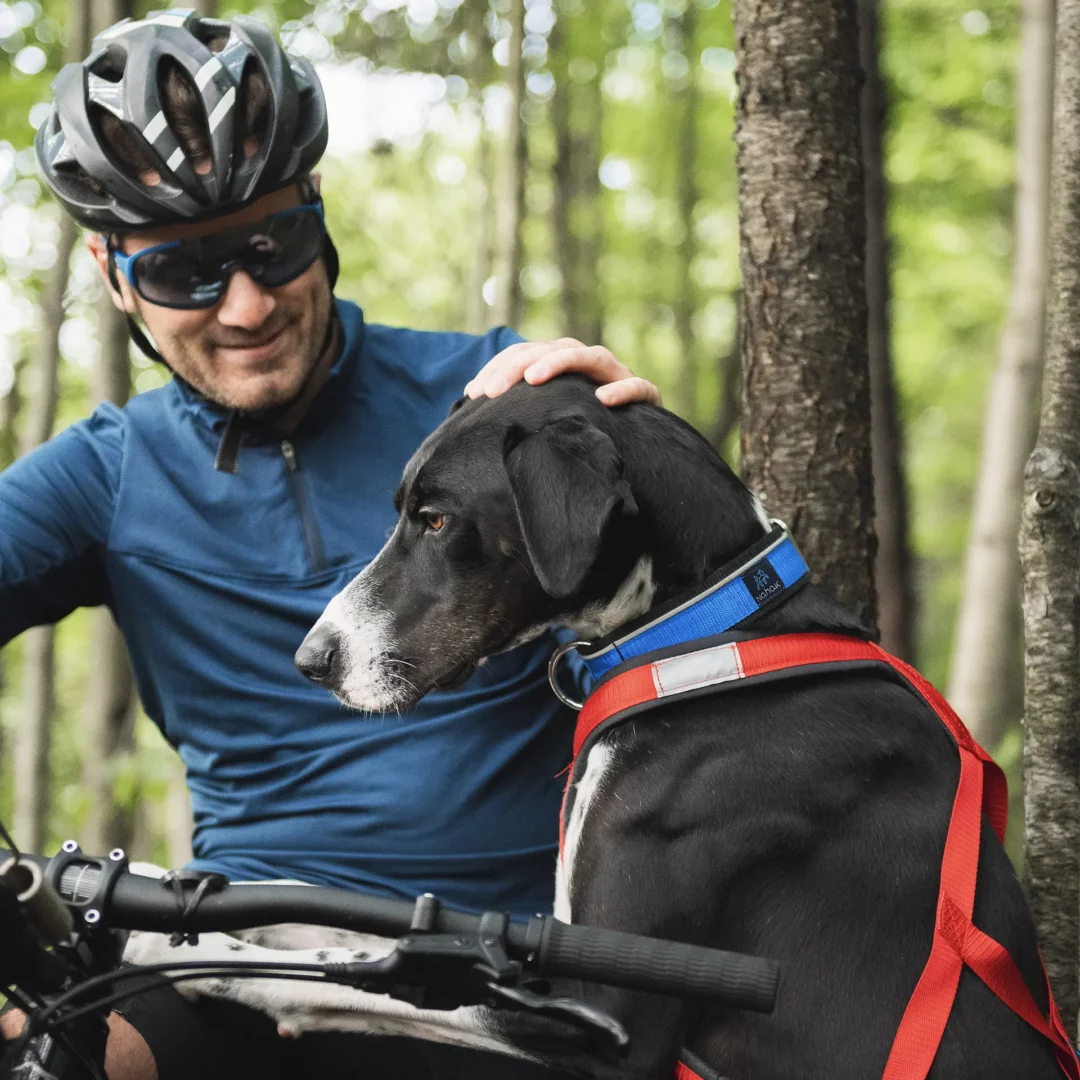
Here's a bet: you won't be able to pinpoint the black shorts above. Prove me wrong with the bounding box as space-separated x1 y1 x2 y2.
115 978 578 1080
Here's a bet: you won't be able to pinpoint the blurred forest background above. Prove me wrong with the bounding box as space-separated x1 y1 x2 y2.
0 0 1034 866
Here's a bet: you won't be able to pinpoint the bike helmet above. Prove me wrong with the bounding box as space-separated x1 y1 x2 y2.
34 8 329 232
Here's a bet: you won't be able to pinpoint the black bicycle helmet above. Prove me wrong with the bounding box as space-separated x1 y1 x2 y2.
35 8 329 232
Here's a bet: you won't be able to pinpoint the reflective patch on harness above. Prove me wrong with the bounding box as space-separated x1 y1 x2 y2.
653 642 744 697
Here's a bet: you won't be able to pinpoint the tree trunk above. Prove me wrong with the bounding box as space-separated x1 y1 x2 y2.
672 3 700 425
550 13 577 339
952 0 1055 749
13 629 54 852
859 0 914 662
734 0 876 628
83 299 136 855
166 765 194 868
0 356 25 470
0 355 25 724
574 74 603 346
551 5 604 346
1021 0 1080 1031
192 0 218 16
495 0 527 329
12 0 93 853
12 211 78 852
711 291 742 455
465 0 495 334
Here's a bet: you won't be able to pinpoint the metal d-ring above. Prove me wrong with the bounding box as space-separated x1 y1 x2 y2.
548 640 591 711
769 517 789 534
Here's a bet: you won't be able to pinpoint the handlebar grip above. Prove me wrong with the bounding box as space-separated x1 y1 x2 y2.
534 920 778 1012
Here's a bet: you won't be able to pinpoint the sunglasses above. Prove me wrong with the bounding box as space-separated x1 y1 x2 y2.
108 203 327 310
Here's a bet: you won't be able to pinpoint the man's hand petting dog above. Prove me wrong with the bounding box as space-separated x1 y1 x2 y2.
464 338 662 408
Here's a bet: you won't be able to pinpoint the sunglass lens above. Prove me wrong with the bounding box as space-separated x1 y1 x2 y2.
249 209 325 289
133 246 225 309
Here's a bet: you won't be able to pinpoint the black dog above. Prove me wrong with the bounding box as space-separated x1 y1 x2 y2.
145 376 1063 1079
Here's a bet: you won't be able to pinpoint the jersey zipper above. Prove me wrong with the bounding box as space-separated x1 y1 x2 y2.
281 439 328 572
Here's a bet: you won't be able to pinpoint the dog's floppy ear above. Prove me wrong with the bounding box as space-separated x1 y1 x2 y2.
503 416 638 599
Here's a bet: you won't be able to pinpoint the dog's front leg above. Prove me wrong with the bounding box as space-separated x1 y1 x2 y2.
122 932 552 1064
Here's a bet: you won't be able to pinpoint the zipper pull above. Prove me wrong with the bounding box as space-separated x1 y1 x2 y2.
281 440 300 472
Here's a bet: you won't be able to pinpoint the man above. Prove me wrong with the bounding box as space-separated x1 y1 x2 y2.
0 10 659 1080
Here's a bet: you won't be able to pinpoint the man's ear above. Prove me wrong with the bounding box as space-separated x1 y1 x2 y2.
85 234 131 313
503 416 638 599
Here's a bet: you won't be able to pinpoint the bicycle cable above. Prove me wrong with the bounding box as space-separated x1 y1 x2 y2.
33 959 331 1035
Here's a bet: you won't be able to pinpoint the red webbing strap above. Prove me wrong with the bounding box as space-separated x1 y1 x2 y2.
565 634 1079 1079
879 654 1079 1080
674 1062 704 1080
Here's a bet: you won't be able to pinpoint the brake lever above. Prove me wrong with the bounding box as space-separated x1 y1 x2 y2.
482 981 630 1058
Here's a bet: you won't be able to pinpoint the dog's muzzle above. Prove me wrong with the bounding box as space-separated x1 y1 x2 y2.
295 623 339 686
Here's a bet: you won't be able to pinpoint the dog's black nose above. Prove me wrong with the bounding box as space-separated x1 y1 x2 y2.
295 624 338 684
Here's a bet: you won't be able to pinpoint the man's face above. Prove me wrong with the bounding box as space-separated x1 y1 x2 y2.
88 184 332 412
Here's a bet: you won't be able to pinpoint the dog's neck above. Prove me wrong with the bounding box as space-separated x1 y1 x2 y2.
563 407 868 643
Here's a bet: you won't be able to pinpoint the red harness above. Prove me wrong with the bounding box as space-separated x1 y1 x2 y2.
561 632 1080 1080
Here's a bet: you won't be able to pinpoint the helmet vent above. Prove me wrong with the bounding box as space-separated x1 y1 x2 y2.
88 45 126 83
158 58 212 175
237 57 271 160
90 105 161 188
191 18 230 54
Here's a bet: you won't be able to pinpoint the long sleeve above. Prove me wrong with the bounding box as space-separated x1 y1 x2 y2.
0 404 124 645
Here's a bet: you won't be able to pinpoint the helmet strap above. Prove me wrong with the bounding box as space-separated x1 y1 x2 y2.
124 314 167 367
105 237 168 366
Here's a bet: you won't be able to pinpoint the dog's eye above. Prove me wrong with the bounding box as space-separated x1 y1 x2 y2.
420 510 446 534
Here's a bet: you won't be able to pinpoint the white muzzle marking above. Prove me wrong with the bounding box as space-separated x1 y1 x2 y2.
310 563 406 712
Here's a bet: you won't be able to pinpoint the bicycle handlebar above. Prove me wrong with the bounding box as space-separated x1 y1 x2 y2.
0 849 779 1013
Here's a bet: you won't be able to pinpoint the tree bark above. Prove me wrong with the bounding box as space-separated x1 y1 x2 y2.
711 292 742 455
495 0 527 329
12 212 78 852
952 0 1055 748
83 300 136 855
166 765 194 868
550 9 604 346
13 629 54 852
12 0 93 853
1021 0 1080 1031
550 13 577 338
0 356 25 470
859 0 914 661
672 3 700 425
734 0 876 628
465 0 495 334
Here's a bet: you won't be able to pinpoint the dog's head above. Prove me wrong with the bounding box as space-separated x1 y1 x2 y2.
295 377 656 711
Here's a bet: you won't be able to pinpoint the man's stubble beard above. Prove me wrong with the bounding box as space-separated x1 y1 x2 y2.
137 278 333 413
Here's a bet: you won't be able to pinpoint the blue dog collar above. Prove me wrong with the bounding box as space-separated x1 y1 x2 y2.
578 523 810 680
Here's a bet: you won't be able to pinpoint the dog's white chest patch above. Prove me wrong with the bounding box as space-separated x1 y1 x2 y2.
555 742 613 924
571 557 655 641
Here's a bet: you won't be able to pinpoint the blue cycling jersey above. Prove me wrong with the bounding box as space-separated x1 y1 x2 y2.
0 299 581 917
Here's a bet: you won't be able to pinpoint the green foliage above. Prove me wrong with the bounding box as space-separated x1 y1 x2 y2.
0 0 1026 858
883 0 1017 689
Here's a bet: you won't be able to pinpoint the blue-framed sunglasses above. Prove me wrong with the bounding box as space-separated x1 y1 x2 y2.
107 202 326 311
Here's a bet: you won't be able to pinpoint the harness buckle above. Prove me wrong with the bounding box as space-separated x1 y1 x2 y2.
548 640 591 711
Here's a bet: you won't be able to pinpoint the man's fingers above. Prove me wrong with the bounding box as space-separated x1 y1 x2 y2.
462 339 657 408
595 377 663 407
524 345 630 387
464 339 584 398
